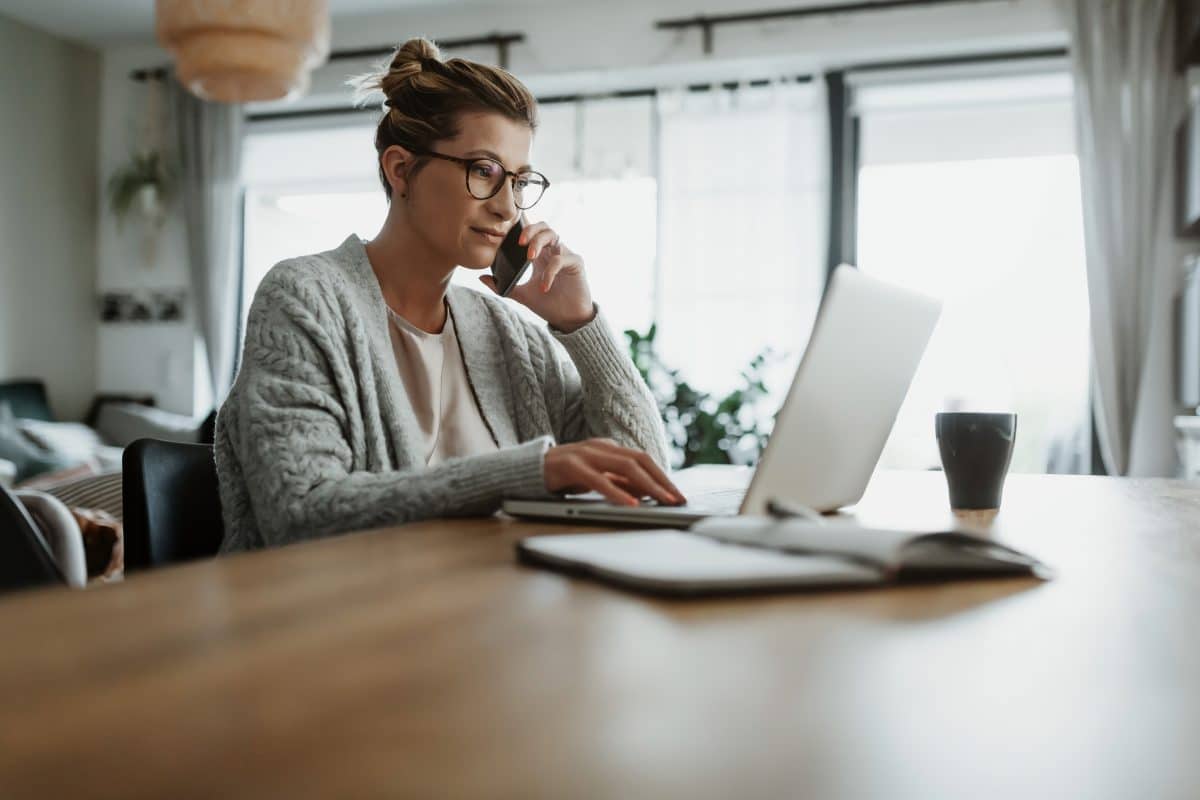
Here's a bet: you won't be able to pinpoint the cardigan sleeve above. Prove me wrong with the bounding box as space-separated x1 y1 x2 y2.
528 304 672 470
219 275 552 549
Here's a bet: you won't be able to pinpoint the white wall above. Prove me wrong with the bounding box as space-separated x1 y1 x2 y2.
0 14 100 421
95 42 195 415
95 0 1066 416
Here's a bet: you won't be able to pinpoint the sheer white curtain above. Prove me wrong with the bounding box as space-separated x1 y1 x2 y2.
1064 0 1185 476
655 80 829 413
529 97 657 338
854 70 1091 475
172 80 244 408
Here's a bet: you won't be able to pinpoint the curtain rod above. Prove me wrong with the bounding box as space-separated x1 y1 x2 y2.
246 44 1064 123
538 46 1067 103
657 0 1011 54
538 74 815 106
129 32 526 82
847 45 1065 74
246 74 815 123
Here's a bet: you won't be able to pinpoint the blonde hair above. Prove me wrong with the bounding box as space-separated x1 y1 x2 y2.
350 37 538 201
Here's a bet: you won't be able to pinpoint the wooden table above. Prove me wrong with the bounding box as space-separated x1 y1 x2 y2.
1 471 1199 799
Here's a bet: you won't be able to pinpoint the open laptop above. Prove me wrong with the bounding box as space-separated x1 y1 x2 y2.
502 264 942 527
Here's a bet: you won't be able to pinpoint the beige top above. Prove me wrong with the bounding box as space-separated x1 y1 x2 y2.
386 304 499 466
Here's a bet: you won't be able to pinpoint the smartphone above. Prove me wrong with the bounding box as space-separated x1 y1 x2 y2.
490 217 533 297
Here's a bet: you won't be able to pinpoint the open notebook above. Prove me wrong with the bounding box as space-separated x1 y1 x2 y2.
517 517 1052 596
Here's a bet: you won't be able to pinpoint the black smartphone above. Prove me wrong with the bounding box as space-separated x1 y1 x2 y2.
490 217 533 297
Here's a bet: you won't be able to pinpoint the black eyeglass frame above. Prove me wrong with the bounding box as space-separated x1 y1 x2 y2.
411 150 550 209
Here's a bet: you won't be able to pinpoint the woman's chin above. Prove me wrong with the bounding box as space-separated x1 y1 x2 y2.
459 250 496 270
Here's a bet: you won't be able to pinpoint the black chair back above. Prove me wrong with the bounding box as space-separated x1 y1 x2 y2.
122 439 224 570
0 484 63 592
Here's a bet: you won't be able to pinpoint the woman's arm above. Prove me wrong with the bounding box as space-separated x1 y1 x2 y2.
478 222 673 471
531 306 672 470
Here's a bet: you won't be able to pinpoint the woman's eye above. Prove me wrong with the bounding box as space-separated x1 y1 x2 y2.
473 164 499 179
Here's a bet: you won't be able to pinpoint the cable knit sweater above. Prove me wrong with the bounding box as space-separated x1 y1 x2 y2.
215 234 670 552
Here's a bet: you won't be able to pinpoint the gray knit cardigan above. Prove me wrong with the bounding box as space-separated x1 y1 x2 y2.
215 234 670 551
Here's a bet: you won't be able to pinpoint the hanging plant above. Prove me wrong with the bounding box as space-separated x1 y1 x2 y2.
107 150 172 227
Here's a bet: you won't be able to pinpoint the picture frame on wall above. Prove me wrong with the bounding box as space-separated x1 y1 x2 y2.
98 289 187 323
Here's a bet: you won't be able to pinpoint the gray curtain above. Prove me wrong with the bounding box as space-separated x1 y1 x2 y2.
170 79 243 408
1064 0 1185 476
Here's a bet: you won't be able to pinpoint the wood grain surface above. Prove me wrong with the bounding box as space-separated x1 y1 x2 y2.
1 470 1198 799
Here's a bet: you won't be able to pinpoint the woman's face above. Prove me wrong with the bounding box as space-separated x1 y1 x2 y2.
391 111 534 270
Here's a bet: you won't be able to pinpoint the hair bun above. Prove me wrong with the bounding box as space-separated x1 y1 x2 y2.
346 37 445 107
381 38 444 97
394 37 442 69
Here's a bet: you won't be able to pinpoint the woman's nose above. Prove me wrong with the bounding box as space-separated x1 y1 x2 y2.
486 176 518 218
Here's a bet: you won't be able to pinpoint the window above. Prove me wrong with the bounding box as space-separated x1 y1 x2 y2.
240 121 387 335
524 96 658 337
237 65 1085 475
239 88 830 424
240 98 661 336
654 82 828 412
853 69 1090 473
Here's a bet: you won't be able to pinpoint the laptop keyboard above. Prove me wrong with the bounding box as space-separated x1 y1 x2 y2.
648 488 745 515
566 467 752 515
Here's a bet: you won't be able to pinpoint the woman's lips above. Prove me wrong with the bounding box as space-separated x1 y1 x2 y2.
471 227 504 243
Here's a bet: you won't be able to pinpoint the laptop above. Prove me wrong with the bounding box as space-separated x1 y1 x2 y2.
502 264 942 527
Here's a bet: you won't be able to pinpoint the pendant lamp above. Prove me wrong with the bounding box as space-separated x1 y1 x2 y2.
155 0 331 103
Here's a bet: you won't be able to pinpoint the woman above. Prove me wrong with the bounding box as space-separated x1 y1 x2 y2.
215 38 683 552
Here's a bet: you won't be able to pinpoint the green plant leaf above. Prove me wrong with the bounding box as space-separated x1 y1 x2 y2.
625 323 779 468
107 149 172 223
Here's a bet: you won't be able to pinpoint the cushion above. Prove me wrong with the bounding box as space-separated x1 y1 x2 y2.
0 458 14 488
0 403 77 482
14 470 125 582
94 402 202 448
28 470 124 523
15 490 87 588
17 461 99 491
72 507 123 582
15 418 123 471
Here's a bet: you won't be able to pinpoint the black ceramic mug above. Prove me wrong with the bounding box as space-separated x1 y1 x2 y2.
935 412 1017 511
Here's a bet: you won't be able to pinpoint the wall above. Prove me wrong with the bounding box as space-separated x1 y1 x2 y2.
96 0 1066 417
95 43 195 415
0 14 99 421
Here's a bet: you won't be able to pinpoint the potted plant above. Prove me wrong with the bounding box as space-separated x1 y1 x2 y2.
625 324 779 468
107 150 172 227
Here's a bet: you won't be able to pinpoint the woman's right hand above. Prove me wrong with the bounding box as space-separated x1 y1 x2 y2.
544 439 686 507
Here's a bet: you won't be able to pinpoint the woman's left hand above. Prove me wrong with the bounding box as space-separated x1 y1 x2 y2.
479 221 595 333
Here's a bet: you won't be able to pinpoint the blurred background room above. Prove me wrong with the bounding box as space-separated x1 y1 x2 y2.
0 0 1196 500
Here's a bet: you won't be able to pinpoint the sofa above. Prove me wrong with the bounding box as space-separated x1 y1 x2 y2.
0 379 217 583
0 379 215 490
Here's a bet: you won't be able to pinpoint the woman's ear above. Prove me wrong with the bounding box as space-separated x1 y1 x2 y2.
380 144 414 199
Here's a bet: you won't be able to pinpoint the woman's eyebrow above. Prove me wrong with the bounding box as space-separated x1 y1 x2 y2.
465 149 532 171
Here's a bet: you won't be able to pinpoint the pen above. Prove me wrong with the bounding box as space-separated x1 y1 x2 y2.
765 498 825 524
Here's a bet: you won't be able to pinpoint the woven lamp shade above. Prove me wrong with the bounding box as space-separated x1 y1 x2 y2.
155 0 331 103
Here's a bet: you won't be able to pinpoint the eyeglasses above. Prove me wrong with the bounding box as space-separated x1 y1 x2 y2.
412 150 550 210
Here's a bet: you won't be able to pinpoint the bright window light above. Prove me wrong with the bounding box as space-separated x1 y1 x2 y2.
855 71 1090 474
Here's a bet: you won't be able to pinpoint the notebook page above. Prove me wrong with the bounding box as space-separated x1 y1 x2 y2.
690 518 1047 576
519 531 882 592
690 517 918 567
